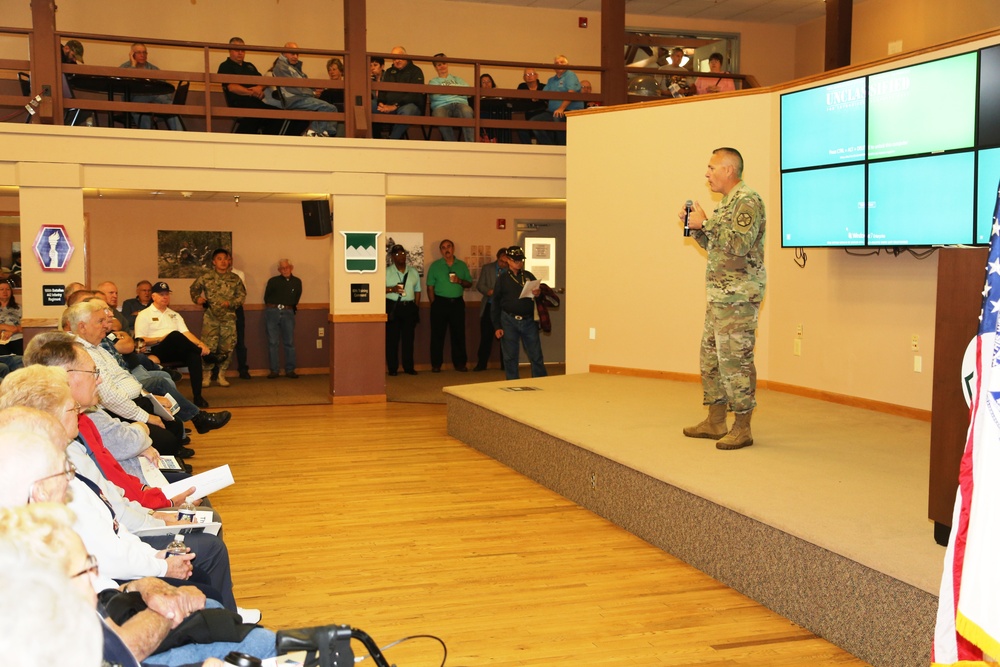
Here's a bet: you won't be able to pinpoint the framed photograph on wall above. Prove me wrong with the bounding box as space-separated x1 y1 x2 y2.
385 232 425 276
157 230 233 279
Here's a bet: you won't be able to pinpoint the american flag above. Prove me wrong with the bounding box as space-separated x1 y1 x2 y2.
932 179 1000 664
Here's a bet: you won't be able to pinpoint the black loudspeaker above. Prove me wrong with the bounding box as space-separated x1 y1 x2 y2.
302 199 332 237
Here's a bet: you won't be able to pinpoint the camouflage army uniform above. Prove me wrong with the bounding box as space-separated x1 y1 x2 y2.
691 180 766 413
190 270 246 374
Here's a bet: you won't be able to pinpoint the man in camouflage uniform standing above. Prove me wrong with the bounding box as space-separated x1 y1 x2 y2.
190 248 246 387
680 147 766 450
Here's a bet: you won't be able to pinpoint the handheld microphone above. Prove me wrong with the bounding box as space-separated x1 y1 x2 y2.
683 200 693 237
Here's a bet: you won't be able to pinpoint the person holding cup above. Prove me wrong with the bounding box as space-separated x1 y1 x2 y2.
385 245 421 376
426 239 472 373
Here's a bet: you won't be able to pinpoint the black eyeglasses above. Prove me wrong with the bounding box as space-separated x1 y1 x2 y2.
68 368 100 378
72 553 99 579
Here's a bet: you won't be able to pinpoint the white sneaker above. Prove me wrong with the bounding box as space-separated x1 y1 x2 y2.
303 129 317 137
202 377 211 388
217 376 230 387
237 607 262 624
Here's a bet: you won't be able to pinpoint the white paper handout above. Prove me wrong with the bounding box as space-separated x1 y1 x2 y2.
132 509 222 537
519 279 541 299
162 464 235 501
148 393 180 421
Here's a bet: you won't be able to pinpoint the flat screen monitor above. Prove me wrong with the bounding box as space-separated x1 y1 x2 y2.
781 165 866 247
780 77 866 171
976 147 1000 244
867 152 975 246
867 52 977 160
979 45 1000 148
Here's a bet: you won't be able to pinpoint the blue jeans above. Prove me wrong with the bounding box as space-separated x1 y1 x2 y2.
132 93 182 131
500 311 547 380
265 307 296 373
285 94 339 136
432 102 474 141
375 102 421 139
530 111 567 146
143 601 277 666
133 367 200 422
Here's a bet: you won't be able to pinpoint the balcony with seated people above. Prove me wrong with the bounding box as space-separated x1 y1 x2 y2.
0 28 759 141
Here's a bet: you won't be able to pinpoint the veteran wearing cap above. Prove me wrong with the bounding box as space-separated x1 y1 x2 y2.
490 246 546 380
385 245 421 376
133 281 221 408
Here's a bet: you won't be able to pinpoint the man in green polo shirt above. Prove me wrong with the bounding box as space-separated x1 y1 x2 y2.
426 239 472 372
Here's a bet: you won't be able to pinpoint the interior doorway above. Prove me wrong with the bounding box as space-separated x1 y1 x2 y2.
516 219 565 365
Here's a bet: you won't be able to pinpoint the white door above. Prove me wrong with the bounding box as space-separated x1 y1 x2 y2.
517 220 565 365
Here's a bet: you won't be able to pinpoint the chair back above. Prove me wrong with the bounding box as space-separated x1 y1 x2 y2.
172 81 190 106
17 72 31 96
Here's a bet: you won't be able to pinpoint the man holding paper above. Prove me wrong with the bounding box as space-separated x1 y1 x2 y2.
491 246 547 380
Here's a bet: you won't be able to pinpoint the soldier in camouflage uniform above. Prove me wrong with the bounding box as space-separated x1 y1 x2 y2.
190 248 246 387
680 147 766 450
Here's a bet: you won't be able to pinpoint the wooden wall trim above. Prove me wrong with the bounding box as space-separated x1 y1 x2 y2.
589 365 931 421
330 313 387 323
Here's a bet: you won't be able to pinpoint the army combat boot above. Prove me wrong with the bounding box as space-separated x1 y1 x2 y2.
716 410 753 450
682 403 728 440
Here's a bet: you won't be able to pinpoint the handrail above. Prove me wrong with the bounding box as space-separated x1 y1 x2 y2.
1 25 754 138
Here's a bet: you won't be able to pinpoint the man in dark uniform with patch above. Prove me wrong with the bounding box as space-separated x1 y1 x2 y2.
680 147 766 450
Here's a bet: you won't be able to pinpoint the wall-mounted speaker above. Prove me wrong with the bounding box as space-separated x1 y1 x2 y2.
302 199 332 237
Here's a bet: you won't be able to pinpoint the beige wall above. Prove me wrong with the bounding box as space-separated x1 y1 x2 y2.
568 30 1000 411
794 0 1000 79
85 198 332 307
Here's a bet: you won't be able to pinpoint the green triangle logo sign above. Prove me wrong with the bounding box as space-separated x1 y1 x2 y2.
341 232 382 273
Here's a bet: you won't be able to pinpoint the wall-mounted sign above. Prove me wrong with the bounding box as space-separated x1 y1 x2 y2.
342 231 381 273
33 225 74 271
350 284 370 303
42 284 66 306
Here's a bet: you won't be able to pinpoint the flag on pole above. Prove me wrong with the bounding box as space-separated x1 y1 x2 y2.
932 179 1000 665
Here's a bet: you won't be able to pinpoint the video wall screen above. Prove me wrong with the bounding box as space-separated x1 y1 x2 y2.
780 48 998 248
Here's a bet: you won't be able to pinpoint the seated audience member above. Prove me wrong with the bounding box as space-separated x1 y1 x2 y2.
531 55 583 146
95 280 129 331
319 57 348 138
320 57 345 108
122 279 153 327
478 73 510 143
0 503 273 666
0 371 250 619
218 37 282 135
24 333 222 501
134 282 222 409
65 281 86 304
375 46 425 140
0 280 22 354
64 303 189 456
271 42 339 137
223 38 285 134
516 68 546 145
428 54 474 142
580 80 600 107
694 52 737 95
120 42 183 131
0 546 102 666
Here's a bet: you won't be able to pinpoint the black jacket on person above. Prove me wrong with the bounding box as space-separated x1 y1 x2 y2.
378 60 425 110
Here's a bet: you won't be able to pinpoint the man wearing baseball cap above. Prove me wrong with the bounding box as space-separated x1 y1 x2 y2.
490 246 547 380
133 282 221 408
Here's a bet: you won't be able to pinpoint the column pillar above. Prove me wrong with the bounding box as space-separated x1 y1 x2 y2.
329 176 387 403
17 162 86 333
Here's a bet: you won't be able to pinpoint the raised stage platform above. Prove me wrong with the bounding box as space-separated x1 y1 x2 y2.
445 373 943 667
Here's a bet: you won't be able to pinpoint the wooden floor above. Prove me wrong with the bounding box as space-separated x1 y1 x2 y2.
196 402 869 666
